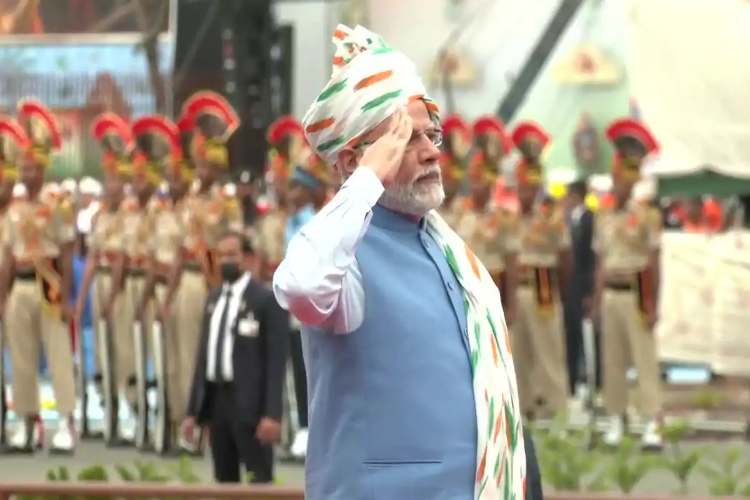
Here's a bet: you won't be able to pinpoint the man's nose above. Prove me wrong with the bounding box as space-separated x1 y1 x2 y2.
418 138 440 164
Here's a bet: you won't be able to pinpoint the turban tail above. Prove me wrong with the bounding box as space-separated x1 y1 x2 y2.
303 24 438 165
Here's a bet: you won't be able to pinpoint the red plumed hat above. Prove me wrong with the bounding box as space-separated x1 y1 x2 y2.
267 115 304 144
472 115 512 154
17 98 62 151
442 114 470 139
182 90 240 141
606 118 659 157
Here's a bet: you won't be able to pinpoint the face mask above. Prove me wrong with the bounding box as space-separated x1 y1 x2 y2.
220 262 242 283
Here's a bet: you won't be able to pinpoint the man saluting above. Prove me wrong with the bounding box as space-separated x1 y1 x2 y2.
273 25 526 500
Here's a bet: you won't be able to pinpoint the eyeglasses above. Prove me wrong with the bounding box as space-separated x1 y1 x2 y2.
355 128 443 151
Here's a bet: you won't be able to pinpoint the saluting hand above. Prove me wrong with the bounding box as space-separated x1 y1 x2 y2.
360 107 413 187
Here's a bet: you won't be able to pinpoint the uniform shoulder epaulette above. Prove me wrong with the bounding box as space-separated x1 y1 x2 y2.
57 196 75 213
223 195 240 214
151 195 169 210
56 196 74 221
121 196 139 212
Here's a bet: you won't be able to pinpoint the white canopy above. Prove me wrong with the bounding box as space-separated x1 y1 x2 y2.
625 0 750 179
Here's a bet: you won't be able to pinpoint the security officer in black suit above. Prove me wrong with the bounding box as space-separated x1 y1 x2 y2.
183 232 289 483
564 180 597 394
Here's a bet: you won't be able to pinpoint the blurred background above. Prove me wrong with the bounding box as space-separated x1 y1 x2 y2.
3 0 749 195
2 0 750 497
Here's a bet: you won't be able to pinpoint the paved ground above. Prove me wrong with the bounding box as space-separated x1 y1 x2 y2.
0 439 306 486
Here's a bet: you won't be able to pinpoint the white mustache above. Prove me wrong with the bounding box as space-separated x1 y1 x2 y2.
412 164 441 183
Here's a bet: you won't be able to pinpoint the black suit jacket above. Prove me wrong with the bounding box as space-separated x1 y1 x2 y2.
187 277 290 425
568 207 595 299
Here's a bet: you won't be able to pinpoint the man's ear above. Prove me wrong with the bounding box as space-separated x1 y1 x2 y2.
335 150 358 178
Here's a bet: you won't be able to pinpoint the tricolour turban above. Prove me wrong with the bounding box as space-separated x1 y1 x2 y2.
302 24 439 165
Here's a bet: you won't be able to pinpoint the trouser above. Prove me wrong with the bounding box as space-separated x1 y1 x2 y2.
512 287 569 416
563 281 585 393
601 288 661 417
175 271 207 423
289 329 308 428
523 427 544 500
91 271 131 402
5 280 76 416
123 275 153 406
154 282 181 429
208 383 273 483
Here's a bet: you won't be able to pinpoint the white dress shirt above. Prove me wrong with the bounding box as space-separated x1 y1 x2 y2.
273 167 384 334
207 272 252 382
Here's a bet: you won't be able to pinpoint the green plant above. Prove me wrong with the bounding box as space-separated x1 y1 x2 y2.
115 463 136 482
170 455 201 484
46 465 70 482
700 447 750 496
608 436 659 494
533 421 609 492
32 464 109 500
131 460 171 483
76 465 108 482
657 420 702 494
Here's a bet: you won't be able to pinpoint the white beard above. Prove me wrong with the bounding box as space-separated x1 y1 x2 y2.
379 165 445 217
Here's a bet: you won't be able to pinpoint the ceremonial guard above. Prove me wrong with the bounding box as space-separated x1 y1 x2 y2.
0 99 77 453
510 121 571 418
455 116 519 319
0 116 23 446
254 116 305 284
163 91 242 451
139 113 192 452
123 115 180 448
437 114 470 228
594 118 662 449
76 113 132 444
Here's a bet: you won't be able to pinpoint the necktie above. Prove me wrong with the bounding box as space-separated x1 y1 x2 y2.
214 287 232 382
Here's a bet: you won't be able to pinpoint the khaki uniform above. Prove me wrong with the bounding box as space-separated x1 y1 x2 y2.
88 205 130 399
2 193 77 416
511 203 570 415
254 207 287 284
120 196 156 403
148 196 185 424
454 199 520 277
594 202 661 417
175 186 242 418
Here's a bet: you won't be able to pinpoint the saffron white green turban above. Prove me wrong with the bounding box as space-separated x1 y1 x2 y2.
302 24 439 165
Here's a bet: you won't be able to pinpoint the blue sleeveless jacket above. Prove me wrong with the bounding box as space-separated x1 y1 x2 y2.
302 205 477 500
